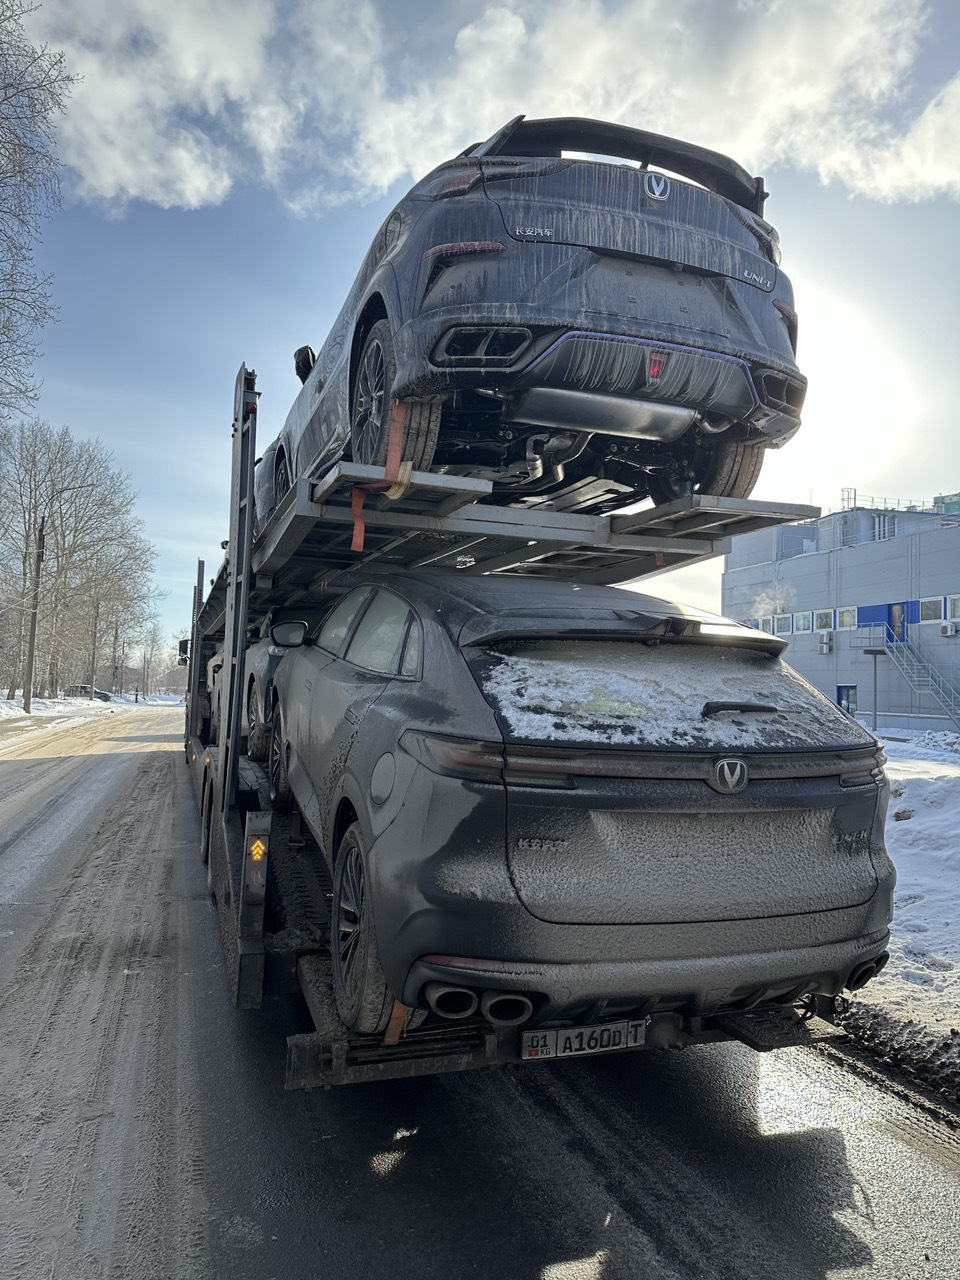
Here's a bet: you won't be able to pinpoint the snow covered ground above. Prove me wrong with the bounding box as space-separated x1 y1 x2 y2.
0 692 184 750
843 726 960 1102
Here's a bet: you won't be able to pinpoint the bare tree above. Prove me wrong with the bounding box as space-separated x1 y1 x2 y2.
0 0 75 415
0 419 161 702
132 617 166 698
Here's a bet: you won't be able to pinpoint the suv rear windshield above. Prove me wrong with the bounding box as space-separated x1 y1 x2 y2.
467 638 874 751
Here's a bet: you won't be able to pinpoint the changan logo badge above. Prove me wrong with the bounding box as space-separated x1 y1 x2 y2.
643 172 670 201
710 758 749 794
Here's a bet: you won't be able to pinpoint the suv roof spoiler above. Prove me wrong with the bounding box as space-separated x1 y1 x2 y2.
462 115 767 215
459 615 786 656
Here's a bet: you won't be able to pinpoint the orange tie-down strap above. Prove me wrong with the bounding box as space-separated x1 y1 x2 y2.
350 399 414 552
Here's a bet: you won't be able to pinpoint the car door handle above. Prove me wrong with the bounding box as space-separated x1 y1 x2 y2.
345 708 360 725
304 678 312 691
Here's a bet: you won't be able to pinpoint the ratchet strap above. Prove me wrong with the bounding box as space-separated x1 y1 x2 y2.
350 399 413 552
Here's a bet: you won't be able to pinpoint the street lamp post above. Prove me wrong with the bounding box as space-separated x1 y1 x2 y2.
864 647 887 733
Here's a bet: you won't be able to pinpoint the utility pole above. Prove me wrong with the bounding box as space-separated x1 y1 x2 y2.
88 599 100 700
22 515 46 715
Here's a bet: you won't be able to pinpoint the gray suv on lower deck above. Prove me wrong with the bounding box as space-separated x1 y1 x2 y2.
269 572 894 1036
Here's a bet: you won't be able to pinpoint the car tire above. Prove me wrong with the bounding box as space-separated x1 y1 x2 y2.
331 823 394 1035
275 454 291 505
647 439 764 505
247 682 269 761
268 702 294 811
350 319 439 472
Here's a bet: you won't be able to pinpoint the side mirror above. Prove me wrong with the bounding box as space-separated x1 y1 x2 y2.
271 620 308 648
294 345 316 385
177 656 188 667
178 638 189 657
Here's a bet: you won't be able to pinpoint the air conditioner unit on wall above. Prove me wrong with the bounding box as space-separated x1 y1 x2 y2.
818 631 833 654
941 621 959 637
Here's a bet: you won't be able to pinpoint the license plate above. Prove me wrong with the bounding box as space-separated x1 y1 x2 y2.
521 1019 646 1062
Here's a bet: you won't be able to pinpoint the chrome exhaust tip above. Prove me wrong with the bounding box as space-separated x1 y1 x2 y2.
422 982 478 1020
845 960 878 992
479 991 534 1026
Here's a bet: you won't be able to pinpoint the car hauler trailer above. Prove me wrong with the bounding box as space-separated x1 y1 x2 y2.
184 366 839 1089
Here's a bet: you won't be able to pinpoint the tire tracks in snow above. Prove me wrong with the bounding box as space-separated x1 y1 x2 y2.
0 718 209 1280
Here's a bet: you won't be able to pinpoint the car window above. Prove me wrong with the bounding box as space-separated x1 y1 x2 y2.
345 590 412 674
316 589 372 655
467 638 876 750
400 616 422 677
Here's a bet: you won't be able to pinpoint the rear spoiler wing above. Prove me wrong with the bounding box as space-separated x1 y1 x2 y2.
462 115 768 215
458 616 787 657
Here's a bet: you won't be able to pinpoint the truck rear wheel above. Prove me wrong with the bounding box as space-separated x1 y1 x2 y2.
350 319 439 472
332 824 394 1035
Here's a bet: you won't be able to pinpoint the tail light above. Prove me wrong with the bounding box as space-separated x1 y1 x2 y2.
399 731 576 788
421 241 505 260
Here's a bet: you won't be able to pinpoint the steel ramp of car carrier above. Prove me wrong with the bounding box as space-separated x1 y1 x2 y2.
198 462 818 632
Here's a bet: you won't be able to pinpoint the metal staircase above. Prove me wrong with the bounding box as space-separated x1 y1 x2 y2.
854 625 960 729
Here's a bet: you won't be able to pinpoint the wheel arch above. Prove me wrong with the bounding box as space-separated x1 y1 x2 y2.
331 796 360 867
349 294 390 419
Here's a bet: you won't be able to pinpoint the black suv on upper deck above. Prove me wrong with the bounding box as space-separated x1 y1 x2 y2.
256 116 806 526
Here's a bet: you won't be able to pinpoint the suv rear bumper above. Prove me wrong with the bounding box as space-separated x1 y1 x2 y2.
393 314 805 444
401 928 892 1025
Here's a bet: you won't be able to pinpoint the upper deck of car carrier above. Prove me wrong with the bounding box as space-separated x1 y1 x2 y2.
195 456 818 641
185 366 834 1091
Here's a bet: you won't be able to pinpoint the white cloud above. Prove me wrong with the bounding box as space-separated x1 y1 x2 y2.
26 0 960 210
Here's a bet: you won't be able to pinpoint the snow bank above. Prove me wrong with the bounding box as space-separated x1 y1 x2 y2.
842 727 960 1101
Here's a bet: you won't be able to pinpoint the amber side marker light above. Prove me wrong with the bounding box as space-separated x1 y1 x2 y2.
247 835 268 862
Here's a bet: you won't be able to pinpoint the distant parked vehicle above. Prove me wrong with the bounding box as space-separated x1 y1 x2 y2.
267 571 892 1037
255 115 805 530
63 684 112 701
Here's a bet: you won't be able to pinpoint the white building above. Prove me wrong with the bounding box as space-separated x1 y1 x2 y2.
721 488 960 730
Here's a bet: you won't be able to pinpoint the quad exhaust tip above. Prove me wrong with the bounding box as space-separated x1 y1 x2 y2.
422 982 478 1020
845 952 889 992
480 991 534 1026
422 983 535 1025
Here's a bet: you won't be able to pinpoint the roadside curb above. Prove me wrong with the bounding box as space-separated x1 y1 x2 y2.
840 1000 960 1107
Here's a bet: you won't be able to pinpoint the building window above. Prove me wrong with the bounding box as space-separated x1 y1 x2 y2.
758 617 773 633
948 595 960 621
837 685 857 715
837 606 857 630
794 611 813 633
919 596 943 623
774 614 792 635
815 609 834 631
873 513 896 541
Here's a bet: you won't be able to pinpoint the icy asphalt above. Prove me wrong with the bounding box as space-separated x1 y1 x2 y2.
0 707 958 1280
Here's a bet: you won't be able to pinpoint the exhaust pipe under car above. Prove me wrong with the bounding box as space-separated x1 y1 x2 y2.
480 991 534 1026
846 952 889 992
422 982 479 1020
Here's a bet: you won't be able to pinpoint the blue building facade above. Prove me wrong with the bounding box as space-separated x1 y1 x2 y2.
721 491 960 730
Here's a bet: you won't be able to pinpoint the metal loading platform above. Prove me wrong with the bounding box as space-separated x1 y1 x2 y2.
197 460 818 632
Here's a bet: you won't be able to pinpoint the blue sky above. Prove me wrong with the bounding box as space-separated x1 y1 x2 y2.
24 0 960 638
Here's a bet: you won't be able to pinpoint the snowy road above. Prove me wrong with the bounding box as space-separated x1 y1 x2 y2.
1 707 959 1280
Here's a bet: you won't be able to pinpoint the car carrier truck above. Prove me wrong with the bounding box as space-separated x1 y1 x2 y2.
182 366 857 1090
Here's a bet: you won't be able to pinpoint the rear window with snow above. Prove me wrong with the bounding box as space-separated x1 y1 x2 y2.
468 639 874 751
